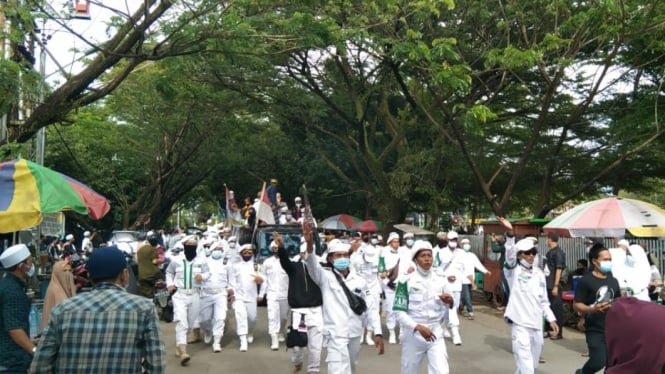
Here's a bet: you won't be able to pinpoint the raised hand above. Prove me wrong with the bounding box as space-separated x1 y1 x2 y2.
497 216 513 232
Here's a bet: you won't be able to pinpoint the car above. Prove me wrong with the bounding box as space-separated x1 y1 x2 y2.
109 230 143 255
237 224 324 264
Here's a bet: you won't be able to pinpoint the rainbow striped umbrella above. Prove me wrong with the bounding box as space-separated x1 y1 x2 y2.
0 159 110 233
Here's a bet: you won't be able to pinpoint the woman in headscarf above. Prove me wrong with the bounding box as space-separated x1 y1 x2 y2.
40 260 77 331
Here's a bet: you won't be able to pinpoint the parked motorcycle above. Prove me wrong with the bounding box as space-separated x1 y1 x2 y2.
154 279 173 322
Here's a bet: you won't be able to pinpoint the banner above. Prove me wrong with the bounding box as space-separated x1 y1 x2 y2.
253 181 275 226
392 281 409 312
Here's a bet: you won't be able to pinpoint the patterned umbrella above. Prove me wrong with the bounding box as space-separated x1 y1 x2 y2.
319 214 362 230
352 219 382 233
0 159 111 233
543 196 665 238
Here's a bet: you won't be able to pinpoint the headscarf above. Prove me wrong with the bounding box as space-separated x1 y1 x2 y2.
606 297 665 373
41 260 76 331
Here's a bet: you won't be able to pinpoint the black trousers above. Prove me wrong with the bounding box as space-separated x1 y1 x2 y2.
546 286 564 336
580 331 607 373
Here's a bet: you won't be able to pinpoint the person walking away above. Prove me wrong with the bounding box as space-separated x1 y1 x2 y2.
544 233 566 340
137 233 164 299
459 238 491 320
199 244 235 352
501 220 558 374
258 240 290 350
31 245 165 373
276 234 324 374
394 240 454 374
40 260 76 332
0 244 37 374
232 243 263 351
304 223 384 374
573 243 621 374
165 236 208 365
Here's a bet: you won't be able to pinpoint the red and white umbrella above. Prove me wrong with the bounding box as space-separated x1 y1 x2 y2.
543 196 665 238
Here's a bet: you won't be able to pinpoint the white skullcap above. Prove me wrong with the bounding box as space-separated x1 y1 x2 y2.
228 236 237 242
66 234 74 241
617 239 630 248
328 241 350 254
270 240 278 249
436 231 447 239
411 240 433 261
525 236 538 243
84 231 91 237
295 196 302 201
327 238 342 248
239 243 254 253
0 244 31 268
387 232 400 243
403 232 414 239
222 227 231 233
280 206 288 213
460 238 470 244
447 231 458 240
515 238 537 253
377 235 383 241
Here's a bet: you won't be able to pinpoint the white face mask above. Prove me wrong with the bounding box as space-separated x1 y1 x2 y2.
26 263 35 277
448 242 458 249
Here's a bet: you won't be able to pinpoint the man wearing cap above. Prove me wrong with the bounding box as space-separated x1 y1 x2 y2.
501 218 558 374
351 234 382 346
303 223 384 374
31 246 165 373
394 240 454 374
199 242 235 353
258 240 290 350
232 243 263 351
165 236 209 365
460 238 491 320
544 232 566 340
436 231 466 345
379 232 403 344
223 235 241 265
0 244 36 373
62 234 77 259
275 233 324 374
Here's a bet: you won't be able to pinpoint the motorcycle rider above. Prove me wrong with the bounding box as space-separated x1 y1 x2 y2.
136 232 163 299
199 243 235 353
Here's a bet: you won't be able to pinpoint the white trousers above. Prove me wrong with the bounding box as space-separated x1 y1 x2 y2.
401 324 449 374
267 298 289 335
363 292 381 333
173 291 200 345
199 291 228 337
234 300 257 336
511 324 543 374
291 310 324 372
383 289 398 329
443 291 461 328
325 335 362 374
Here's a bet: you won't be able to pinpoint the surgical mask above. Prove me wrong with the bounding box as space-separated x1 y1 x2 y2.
625 255 635 266
370 239 378 245
333 258 351 271
204 248 212 257
241 254 253 262
415 264 431 277
184 245 197 261
211 251 223 260
599 261 612 273
26 263 35 277
229 243 236 249
462 244 471 251
406 239 414 247
448 242 457 249
519 258 532 269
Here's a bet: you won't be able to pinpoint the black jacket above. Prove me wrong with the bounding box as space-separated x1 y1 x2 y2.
278 246 323 308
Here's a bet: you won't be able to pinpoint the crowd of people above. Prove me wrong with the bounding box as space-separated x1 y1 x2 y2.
2 207 665 373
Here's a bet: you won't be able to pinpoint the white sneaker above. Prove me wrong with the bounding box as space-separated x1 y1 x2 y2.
442 326 452 339
270 334 279 350
203 331 212 345
278 333 285 343
247 335 254 344
388 329 397 345
240 336 248 352
212 343 222 352
366 330 375 346
451 327 462 346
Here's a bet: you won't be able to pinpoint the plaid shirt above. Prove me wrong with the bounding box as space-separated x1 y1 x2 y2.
0 273 32 371
31 283 165 373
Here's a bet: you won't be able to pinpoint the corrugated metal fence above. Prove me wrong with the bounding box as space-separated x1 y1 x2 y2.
460 235 665 275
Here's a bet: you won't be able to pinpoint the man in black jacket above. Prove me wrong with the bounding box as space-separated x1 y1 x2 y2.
275 233 324 374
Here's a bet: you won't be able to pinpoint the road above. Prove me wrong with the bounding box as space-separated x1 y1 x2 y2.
160 300 589 373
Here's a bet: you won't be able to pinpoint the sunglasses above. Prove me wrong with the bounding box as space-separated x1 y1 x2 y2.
522 251 537 256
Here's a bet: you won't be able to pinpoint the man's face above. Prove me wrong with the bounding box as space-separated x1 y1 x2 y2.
328 251 349 264
414 250 433 270
593 249 612 267
389 239 400 249
519 250 537 264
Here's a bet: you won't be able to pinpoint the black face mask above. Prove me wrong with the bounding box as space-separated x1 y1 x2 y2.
184 245 197 261
241 254 253 262
438 240 448 247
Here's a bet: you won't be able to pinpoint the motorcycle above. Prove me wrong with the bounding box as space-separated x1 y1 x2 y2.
154 279 174 322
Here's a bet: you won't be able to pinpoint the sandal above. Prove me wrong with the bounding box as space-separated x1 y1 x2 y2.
539 357 546 364
549 335 563 340
543 332 551 339
467 315 475 320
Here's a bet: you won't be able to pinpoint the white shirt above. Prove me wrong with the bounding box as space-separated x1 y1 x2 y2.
503 237 555 329
461 251 489 285
259 255 289 300
438 246 466 292
396 268 452 332
165 256 208 290
203 256 235 292
81 237 93 253
351 245 381 294
305 253 381 338
232 259 260 302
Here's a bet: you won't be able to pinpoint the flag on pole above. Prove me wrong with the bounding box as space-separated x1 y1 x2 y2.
253 181 275 226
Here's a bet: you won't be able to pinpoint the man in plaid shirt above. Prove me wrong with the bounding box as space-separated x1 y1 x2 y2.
31 246 165 373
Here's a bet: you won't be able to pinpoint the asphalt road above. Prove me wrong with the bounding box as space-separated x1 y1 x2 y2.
160 299 589 373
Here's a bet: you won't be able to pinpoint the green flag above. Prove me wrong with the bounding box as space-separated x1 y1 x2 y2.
393 281 409 312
